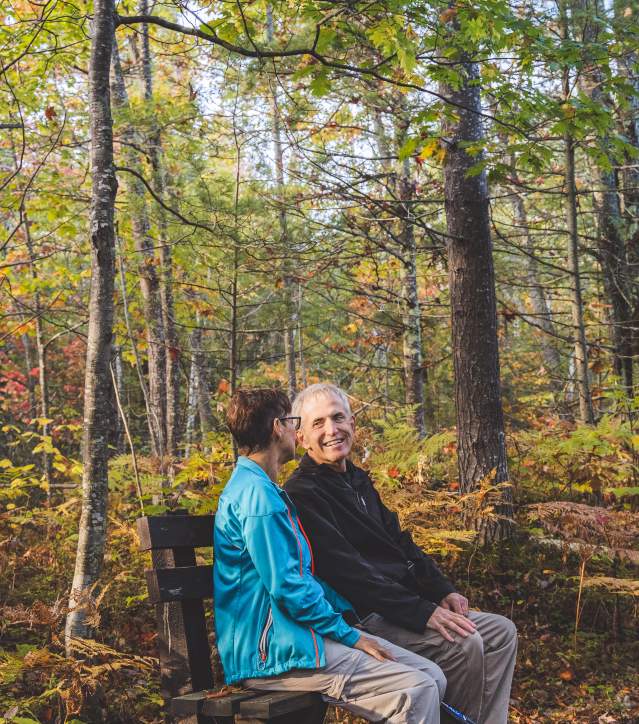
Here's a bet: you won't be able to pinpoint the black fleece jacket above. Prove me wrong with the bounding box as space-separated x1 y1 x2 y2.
285 454 456 634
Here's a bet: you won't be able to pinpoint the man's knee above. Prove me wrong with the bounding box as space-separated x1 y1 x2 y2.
491 614 518 650
459 629 484 661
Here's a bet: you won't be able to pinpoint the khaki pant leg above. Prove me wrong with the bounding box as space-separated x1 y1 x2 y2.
471 611 518 724
244 634 444 724
361 610 517 724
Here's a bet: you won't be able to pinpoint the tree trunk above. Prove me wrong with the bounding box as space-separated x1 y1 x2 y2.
398 156 427 438
192 321 215 436
614 0 639 373
140 5 181 458
267 7 297 398
185 337 199 457
439 56 513 538
111 37 167 460
509 188 562 385
111 344 126 455
379 104 430 436
578 0 633 394
559 2 595 423
563 136 595 423
21 330 37 421
65 0 117 651
22 209 52 494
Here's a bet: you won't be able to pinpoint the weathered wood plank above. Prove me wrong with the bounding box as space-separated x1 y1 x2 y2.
239 691 323 718
145 565 213 604
137 514 215 551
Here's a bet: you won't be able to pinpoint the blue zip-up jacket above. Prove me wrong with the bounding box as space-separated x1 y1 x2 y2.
214 457 361 684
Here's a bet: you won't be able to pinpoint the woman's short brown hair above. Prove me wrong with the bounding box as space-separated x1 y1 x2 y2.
225 388 291 454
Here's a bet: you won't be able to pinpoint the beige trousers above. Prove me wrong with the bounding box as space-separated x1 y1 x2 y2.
362 610 517 724
244 632 446 724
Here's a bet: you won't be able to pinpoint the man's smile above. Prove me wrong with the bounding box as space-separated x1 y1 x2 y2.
322 438 346 448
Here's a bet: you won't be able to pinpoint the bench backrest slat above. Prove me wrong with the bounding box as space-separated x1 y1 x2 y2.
138 512 218 722
137 514 215 551
145 565 214 604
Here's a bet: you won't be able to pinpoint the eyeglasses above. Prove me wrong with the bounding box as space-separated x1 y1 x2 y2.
278 416 301 431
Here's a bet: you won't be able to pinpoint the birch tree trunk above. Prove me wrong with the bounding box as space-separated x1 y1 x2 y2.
439 54 513 539
563 131 595 423
111 38 167 459
65 0 117 651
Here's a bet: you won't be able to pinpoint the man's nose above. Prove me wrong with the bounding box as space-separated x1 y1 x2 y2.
324 418 338 435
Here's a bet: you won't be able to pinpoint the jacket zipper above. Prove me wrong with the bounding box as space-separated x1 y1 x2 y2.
258 606 273 664
285 504 321 667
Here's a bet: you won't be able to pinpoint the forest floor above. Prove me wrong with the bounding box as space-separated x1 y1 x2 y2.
1 422 638 723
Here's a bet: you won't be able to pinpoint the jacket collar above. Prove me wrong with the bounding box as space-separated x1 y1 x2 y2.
296 453 367 488
236 456 274 483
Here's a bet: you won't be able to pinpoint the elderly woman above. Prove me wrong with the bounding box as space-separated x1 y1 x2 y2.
214 388 447 723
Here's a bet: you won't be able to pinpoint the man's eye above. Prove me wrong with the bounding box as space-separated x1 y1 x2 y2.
334 415 344 421
313 420 322 428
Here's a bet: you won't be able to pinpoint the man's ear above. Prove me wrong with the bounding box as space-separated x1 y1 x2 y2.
296 428 309 450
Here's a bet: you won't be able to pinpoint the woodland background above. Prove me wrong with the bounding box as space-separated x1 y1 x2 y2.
1 0 638 722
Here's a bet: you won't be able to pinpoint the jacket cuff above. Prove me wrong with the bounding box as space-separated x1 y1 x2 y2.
419 599 438 628
429 580 456 604
341 627 361 648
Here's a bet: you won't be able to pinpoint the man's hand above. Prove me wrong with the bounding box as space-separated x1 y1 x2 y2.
440 592 470 616
353 633 396 662
426 606 477 643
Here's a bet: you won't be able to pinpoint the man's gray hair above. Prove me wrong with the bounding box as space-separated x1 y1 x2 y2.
292 383 352 418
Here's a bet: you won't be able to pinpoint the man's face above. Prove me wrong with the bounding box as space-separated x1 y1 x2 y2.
297 394 355 471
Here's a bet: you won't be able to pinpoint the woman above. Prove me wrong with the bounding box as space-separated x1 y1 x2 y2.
214 388 446 723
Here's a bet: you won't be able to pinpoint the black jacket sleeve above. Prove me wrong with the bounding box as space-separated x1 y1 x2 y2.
369 483 456 604
290 487 436 633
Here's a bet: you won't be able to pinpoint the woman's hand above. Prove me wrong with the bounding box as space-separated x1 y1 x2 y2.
353 633 396 662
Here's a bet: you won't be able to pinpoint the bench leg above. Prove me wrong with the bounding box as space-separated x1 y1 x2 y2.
235 700 327 724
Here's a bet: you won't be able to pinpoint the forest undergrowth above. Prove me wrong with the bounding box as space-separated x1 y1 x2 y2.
1 413 637 724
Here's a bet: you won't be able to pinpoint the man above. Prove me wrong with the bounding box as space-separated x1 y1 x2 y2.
285 383 517 724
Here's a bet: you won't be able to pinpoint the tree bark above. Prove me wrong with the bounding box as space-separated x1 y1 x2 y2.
65 0 117 651
397 155 427 438
22 209 52 494
192 320 215 436
560 1 595 423
140 5 181 458
111 37 167 460
377 104 430 436
578 0 633 394
509 188 562 385
267 7 297 398
185 336 199 457
439 56 513 537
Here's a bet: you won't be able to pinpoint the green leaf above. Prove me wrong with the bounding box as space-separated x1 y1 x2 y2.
309 73 331 97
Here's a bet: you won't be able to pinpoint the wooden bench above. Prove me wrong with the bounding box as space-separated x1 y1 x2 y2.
137 511 328 724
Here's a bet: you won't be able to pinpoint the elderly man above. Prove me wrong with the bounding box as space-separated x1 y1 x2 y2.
285 383 517 724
